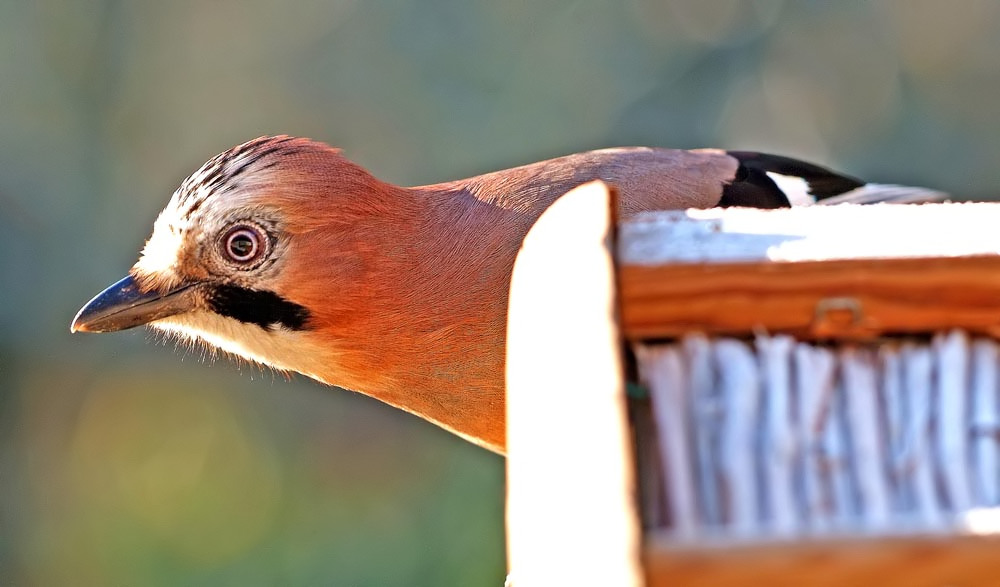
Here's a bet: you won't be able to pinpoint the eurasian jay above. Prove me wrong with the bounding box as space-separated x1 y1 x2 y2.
71 136 942 453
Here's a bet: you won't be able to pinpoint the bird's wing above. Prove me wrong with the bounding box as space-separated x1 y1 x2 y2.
721 151 949 207
812 183 950 205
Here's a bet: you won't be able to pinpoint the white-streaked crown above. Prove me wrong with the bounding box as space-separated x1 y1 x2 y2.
132 137 295 290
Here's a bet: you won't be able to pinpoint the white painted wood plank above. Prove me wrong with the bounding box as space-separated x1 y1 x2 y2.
505 181 641 587
971 340 1000 506
714 340 760 536
842 349 892 529
935 331 974 513
639 345 699 539
758 335 799 535
620 203 1000 265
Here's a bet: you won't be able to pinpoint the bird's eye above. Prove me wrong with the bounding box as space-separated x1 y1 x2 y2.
221 224 267 266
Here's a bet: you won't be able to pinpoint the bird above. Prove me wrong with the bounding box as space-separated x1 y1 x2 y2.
71 136 945 453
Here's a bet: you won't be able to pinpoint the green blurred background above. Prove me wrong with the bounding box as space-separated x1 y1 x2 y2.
3 1 1000 585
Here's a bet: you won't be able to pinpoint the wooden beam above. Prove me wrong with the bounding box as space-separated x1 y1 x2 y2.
621 255 1000 339
644 532 1000 587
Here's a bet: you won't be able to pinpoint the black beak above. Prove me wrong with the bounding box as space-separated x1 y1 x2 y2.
71 275 200 333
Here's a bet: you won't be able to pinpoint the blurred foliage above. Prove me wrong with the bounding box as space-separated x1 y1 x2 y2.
2 1 1000 584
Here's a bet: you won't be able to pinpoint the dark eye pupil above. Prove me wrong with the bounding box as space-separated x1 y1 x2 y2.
230 236 253 256
226 230 259 261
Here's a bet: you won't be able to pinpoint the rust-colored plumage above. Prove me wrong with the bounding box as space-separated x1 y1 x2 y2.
71 136 944 453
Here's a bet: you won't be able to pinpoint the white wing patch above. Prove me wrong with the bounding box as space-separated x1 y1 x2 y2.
766 172 815 206
817 183 950 205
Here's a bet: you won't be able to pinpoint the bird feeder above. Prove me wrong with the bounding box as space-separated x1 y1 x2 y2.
504 181 1000 586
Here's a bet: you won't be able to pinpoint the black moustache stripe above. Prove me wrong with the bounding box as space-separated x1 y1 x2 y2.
207 285 311 331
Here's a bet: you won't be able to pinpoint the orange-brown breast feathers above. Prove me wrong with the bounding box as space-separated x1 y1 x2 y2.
259 157 510 450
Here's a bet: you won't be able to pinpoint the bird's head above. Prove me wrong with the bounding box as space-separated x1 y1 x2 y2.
71 136 410 387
